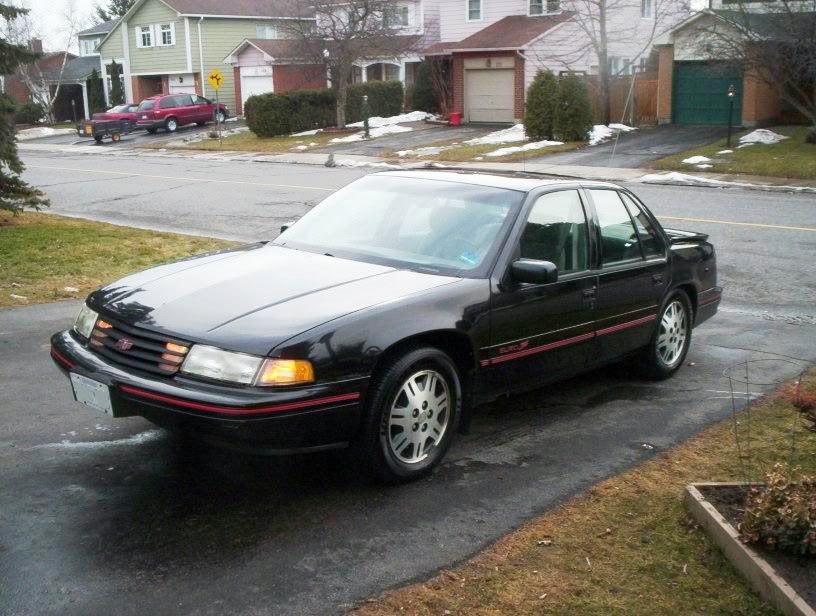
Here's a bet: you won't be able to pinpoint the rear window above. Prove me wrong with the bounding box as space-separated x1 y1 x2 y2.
137 100 155 111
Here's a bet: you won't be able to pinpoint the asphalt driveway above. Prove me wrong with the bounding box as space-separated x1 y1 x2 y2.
531 125 729 168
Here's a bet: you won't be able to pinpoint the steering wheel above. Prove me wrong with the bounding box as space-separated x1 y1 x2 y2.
430 235 483 264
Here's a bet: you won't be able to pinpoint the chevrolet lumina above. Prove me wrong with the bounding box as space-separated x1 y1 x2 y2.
51 171 721 482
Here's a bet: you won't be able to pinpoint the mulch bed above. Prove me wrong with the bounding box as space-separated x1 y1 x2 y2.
698 484 816 608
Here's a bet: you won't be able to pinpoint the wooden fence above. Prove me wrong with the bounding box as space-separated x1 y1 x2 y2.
585 73 658 126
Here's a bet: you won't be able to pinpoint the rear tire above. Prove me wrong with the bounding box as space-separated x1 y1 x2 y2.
636 289 692 380
356 346 461 484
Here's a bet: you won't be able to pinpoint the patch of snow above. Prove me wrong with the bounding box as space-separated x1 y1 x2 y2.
31 429 164 450
330 124 412 143
17 126 75 141
293 145 309 151
464 124 527 145
696 164 713 169
10 294 28 301
682 155 712 165
474 157 484 161
739 129 788 145
737 143 754 149
396 146 446 158
486 140 564 157
347 111 432 128
717 149 733 155
334 160 403 170
638 171 816 193
291 128 322 137
63 286 79 293
589 124 636 146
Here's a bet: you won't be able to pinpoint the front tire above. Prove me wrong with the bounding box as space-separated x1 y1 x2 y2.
165 117 178 133
357 346 461 483
637 290 692 379
214 109 226 124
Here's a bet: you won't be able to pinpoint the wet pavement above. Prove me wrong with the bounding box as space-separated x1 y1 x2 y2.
3 153 815 615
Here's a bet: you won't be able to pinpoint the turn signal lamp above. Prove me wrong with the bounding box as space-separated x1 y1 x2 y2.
256 359 315 386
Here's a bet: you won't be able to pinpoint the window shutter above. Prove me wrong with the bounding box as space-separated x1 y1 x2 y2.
135 26 142 48
170 22 176 45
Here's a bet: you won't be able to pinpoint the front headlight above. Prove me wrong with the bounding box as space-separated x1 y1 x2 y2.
180 345 316 386
180 345 262 384
73 304 98 339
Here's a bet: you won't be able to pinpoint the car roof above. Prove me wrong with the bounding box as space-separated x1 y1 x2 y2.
376 169 623 193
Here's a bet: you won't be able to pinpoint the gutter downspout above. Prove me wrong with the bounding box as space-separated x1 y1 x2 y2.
197 17 205 97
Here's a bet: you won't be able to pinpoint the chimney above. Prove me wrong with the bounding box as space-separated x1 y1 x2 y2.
29 38 43 54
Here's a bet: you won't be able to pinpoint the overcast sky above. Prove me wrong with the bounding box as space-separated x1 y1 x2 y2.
19 0 98 53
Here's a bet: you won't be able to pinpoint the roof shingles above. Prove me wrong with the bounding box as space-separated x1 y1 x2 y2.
426 13 574 54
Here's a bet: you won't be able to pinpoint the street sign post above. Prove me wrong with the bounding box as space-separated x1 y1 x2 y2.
207 70 224 147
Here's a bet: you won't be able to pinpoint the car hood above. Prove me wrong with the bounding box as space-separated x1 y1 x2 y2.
88 244 460 356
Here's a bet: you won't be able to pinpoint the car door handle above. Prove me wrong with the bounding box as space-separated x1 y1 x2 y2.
652 274 664 284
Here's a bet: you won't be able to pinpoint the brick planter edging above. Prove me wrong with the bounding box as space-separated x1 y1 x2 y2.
684 483 815 616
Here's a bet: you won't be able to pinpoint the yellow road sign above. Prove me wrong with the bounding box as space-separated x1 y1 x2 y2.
208 69 224 90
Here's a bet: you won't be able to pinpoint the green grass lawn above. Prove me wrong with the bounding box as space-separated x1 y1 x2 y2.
0 213 233 308
386 139 584 163
353 372 816 616
653 125 816 180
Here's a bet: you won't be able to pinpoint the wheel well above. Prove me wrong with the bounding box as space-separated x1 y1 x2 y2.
371 331 476 384
676 284 698 317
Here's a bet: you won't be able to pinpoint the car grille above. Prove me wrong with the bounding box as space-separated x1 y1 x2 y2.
88 318 190 376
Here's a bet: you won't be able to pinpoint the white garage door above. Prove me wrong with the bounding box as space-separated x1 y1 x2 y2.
169 73 196 94
465 69 515 123
241 66 274 108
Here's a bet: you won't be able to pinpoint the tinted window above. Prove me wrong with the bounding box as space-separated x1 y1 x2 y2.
109 104 127 112
137 100 154 111
620 193 664 258
520 190 588 274
589 189 643 265
176 95 193 106
158 96 177 108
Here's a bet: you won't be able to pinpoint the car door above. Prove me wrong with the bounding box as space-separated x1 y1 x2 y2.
482 189 597 394
174 94 196 125
584 188 670 363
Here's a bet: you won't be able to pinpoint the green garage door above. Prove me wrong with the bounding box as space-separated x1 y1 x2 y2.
672 62 742 125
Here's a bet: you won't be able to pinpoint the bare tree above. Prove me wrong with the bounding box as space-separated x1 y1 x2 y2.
281 0 422 128
689 4 816 134
530 0 689 124
2 0 87 123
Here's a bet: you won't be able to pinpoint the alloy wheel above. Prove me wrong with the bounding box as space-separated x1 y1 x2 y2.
166 118 177 132
387 369 449 464
656 300 688 367
215 111 225 123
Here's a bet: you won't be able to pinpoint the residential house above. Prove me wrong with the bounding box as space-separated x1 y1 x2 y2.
425 0 689 123
94 0 314 114
654 4 815 126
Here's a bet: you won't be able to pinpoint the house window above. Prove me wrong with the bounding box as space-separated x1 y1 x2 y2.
79 37 100 56
641 0 653 17
385 64 401 81
467 0 481 21
138 25 152 47
531 0 560 13
255 24 278 39
385 5 410 27
159 23 174 46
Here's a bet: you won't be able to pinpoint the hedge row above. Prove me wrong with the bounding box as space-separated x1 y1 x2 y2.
245 81 404 137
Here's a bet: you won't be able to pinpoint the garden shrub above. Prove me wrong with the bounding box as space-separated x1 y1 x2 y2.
15 101 44 125
411 61 436 113
346 81 403 123
739 463 816 556
245 89 336 137
524 70 558 141
553 74 593 142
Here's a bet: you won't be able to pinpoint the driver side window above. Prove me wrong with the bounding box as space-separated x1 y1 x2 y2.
589 189 643 266
520 190 588 274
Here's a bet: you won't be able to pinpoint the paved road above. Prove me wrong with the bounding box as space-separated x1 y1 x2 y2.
532 125 729 168
2 151 815 615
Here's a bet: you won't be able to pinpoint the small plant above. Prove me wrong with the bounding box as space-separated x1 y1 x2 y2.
524 70 558 141
15 100 44 125
553 74 593 142
806 126 816 145
739 463 816 556
781 378 816 431
411 61 436 113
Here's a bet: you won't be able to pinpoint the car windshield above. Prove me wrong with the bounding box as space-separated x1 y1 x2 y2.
274 175 524 276
137 100 155 111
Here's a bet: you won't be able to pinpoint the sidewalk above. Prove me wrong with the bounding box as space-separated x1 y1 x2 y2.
19 141 816 194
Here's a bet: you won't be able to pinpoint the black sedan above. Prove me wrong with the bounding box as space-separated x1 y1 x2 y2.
51 171 721 482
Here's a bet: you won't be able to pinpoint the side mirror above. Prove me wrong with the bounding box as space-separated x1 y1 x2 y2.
280 221 295 234
510 259 558 285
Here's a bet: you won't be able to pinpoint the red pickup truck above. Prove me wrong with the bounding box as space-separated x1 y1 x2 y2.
135 94 228 134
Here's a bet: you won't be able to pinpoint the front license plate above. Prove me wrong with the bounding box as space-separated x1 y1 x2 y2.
70 373 113 415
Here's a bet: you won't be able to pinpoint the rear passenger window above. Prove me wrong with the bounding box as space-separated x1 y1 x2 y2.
589 189 643 265
520 190 588 274
620 193 664 258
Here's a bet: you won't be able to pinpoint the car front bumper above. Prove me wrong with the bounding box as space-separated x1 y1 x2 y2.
50 330 366 454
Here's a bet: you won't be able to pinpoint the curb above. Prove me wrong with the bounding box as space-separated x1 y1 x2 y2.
684 483 815 616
